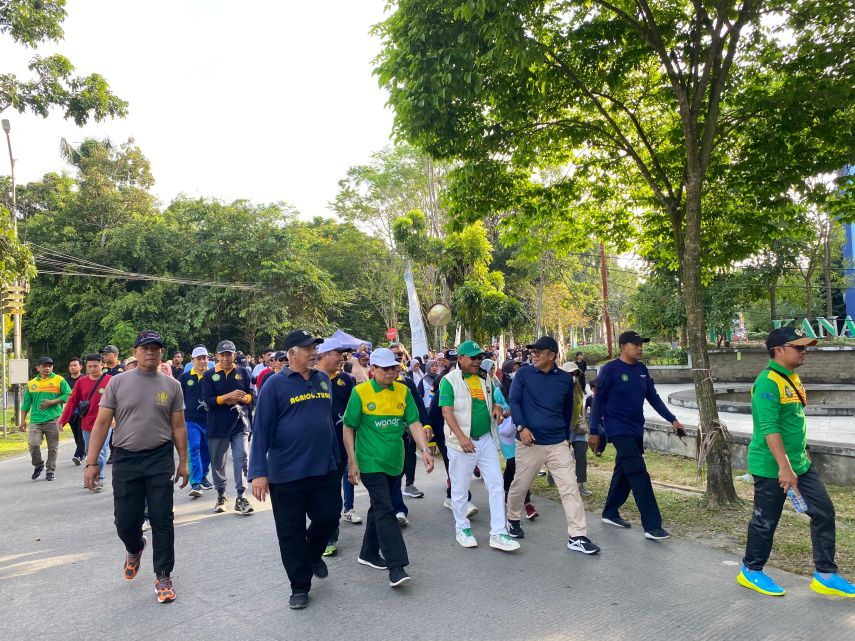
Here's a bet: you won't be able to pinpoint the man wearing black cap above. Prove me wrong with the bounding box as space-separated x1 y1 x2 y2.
506 336 599 554
203 339 254 515
737 327 855 598
100 345 125 376
20 356 71 481
84 330 188 603
590 330 684 541
249 329 341 609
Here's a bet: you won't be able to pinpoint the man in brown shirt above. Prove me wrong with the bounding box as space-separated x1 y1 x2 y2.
85 330 189 604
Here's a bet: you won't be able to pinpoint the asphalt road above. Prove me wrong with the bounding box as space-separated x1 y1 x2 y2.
1 440 852 641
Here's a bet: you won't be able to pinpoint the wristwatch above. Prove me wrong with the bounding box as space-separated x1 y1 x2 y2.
516 425 526 433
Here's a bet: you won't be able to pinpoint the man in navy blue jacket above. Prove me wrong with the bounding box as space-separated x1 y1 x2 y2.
590 331 685 540
202 340 254 516
249 329 341 610
506 336 600 555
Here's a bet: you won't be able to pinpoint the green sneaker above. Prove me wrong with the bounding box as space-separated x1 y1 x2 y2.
322 543 337 557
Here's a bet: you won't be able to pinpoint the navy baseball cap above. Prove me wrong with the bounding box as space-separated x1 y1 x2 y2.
526 336 559 352
134 331 165 348
766 326 817 350
283 329 323 351
618 331 650 346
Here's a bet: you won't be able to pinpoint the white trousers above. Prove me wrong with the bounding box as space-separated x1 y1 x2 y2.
447 435 506 536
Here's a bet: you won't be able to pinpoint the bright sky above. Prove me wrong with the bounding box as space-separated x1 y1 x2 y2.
0 0 395 218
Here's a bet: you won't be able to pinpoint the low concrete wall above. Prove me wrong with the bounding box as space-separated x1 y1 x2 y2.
592 347 855 385
643 420 855 486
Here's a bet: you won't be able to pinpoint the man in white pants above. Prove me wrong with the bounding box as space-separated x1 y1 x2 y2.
439 341 519 552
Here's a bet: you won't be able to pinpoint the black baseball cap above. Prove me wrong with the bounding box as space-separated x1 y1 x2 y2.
134 330 165 348
283 329 323 351
36 356 54 365
100 344 119 354
526 336 559 352
445 348 458 361
618 331 650 346
216 340 237 354
273 351 288 362
766 326 817 350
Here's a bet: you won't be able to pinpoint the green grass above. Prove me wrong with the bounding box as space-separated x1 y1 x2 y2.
528 447 854 577
0 409 73 459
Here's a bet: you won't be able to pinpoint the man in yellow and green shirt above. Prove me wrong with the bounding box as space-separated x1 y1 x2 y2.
738 326 855 598
20 356 71 481
342 347 433 589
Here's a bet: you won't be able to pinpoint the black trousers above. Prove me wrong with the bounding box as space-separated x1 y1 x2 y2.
502 457 531 504
403 434 417 486
743 466 837 573
571 440 588 483
602 435 662 531
112 441 175 576
269 469 342 595
361 472 409 570
70 417 86 459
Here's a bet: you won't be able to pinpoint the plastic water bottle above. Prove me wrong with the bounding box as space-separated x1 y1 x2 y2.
787 488 809 513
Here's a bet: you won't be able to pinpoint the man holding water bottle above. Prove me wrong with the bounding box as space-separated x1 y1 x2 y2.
738 326 855 598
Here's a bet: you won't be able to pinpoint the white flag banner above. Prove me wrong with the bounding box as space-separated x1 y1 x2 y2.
404 263 430 359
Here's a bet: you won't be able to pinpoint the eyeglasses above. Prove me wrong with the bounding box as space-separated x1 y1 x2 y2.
784 344 807 352
377 365 400 373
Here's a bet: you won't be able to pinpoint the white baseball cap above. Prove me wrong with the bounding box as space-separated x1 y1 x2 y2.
369 348 399 368
191 346 208 358
317 337 345 355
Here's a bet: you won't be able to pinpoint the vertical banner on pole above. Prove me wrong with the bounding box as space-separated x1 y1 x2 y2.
404 263 430 359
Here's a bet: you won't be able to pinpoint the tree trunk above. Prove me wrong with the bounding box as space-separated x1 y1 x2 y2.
770 279 777 324
823 231 833 318
682 180 738 506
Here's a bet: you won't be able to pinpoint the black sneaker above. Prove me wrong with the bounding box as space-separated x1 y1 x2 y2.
389 567 411 587
507 519 525 539
72 456 82 466
215 495 228 513
567 536 601 555
32 466 44 480
46 471 55 481
312 559 328 579
235 495 254 515
644 527 671 541
289 593 309 609
357 554 388 570
601 515 632 529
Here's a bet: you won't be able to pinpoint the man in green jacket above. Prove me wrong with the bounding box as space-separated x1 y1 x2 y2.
738 326 854 598
19 356 71 481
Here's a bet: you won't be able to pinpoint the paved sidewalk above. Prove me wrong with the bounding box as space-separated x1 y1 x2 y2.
1 441 852 641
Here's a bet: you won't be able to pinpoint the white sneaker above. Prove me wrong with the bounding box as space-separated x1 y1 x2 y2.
396 512 409 526
466 502 479 518
489 533 520 552
342 509 363 524
443 497 453 510
455 528 478 548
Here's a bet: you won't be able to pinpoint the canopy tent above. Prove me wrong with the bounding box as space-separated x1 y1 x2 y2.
330 329 372 350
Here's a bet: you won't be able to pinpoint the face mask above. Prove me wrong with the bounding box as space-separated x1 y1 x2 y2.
508 371 515 380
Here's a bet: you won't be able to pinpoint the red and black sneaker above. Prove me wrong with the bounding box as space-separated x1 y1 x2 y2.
155 574 176 603
123 536 147 580
525 503 540 520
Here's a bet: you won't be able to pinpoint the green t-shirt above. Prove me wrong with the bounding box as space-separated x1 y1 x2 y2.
438 372 491 439
343 379 419 476
22 373 72 424
748 360 811 478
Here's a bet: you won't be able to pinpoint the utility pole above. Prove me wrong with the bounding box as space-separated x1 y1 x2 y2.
2 119 23 424
599 243 613 359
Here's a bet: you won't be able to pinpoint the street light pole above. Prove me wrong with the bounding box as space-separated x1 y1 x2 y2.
2 118 23 425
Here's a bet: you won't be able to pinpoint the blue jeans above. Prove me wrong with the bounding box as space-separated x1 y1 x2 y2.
186 420 210 485
341 462 355 512
83 428 111 480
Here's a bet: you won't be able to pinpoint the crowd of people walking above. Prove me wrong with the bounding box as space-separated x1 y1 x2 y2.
18 325 855 606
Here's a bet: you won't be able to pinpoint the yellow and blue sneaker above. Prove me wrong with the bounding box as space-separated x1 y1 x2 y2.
810 572 855 598
737 565 785 596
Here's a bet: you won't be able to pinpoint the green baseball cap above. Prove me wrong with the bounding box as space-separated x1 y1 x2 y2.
457 340 487 358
